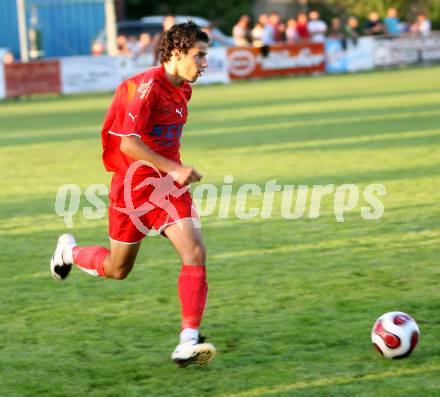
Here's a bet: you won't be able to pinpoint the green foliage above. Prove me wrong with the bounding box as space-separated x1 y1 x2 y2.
325 0 440 26
1 66 440 396
125 0 253 35
124 0 440 32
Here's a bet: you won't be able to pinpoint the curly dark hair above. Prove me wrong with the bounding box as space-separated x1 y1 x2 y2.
159 21 210 64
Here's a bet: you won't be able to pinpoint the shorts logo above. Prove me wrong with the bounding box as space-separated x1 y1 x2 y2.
137 79 154 100
113 160 189 235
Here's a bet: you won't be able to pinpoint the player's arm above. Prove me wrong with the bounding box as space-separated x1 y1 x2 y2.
113 80 201 186
120 136 202 186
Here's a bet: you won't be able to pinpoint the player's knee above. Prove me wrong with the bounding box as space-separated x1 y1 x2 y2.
107 260 133 280
111 268 130 280
182 241 206 265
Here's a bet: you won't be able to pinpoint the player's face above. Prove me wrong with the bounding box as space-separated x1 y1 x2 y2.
178 41 208 83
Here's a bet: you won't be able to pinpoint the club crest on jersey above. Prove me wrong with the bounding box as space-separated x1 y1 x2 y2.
137 79 153 100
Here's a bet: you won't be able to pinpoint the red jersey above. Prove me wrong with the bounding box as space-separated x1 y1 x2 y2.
101 65 192 175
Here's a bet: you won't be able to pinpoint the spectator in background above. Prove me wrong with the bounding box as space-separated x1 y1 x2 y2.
116 35 130 55
126 35 139 55
153 15 175 65
2 51 14 64
296 13 309 41
251 20 265 47
344 16 361 45
136 33 152 56
411 13 431 37
285 18 299 43
384 7 400 37
92 41 105 56
233 15 251 46
307 10 327 42
261 13 276 46
328 17 344 40
364 11 384 36
269 11 285 42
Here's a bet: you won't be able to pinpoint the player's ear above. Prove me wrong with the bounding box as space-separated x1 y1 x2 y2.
172 48 182 60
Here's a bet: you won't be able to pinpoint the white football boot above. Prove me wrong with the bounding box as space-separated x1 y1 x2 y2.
171 335 216 367
50 234 77 281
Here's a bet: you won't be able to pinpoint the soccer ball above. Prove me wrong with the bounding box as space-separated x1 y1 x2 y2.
371 311 420 358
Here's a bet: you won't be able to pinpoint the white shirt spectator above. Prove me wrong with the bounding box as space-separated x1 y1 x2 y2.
412 15 432 38
286 26 298 43
307 19 327 42
251 23 264 47
262 24 275 46
419 18 431 37
233 25 249 46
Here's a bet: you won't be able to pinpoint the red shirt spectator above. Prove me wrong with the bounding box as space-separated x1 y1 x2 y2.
296 13 309 40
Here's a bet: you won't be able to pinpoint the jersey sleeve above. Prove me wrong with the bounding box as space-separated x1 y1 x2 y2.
109 78 157 138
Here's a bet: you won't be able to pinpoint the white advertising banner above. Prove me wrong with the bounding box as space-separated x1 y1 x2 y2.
373 37 420 67
115 54 154 82
61 56 119 94
421 33 440 62
346 37 375 72
196 47 230 85
0 63 5 99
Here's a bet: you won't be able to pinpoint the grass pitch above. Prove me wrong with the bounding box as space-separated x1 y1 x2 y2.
1 66 440 397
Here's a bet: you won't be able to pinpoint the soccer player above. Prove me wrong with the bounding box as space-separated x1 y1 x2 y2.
50 22 216 367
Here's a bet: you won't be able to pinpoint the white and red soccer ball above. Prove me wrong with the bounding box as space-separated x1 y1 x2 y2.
371 311 420 358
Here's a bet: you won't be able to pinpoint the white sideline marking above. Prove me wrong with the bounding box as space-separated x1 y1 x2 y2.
217 363 440 397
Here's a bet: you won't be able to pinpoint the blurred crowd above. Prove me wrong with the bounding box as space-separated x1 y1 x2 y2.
90 9 433 60
104 15 228 60
114 32 153 57
0 7 436 64
232 8 432 48
91 15 175 60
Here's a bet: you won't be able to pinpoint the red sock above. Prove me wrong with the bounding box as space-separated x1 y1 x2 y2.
178 265 208 329
72 246 109 277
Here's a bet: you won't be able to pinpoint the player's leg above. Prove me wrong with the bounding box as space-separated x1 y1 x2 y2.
50 234 141 280
163 219 216 367
103 239 141 279
50 171 146 281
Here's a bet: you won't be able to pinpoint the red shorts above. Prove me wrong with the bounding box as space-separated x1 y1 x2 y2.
108 173 199 243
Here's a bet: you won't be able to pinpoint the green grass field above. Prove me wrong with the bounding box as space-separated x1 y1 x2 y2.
1 66 440 397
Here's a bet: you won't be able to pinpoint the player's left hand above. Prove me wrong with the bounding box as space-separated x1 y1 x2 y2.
171 165 203 186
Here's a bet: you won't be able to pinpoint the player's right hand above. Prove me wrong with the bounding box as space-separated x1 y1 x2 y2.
173 165 203 186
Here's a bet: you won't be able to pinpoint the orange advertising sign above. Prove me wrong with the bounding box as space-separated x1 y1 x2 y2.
5 60 61 97
227 43 325 79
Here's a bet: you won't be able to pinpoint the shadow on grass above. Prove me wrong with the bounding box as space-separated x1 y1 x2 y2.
255 129 440 155
1 92 439 150
190 86 440 113
1 160 439 224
